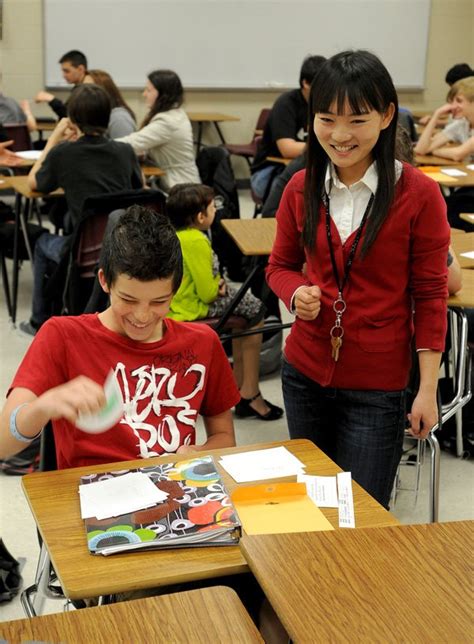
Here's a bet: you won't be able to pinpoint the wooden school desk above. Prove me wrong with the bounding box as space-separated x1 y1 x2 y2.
0 587 263 644
186 112 240 150
21 439 398 607
451 232 474 269
414 153 460 166
221 218 276 256
1 175 63 324
241 520 474 643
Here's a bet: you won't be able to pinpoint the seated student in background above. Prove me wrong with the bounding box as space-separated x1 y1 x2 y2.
167 183 283 422
117 70 200 191
35 49 88 119
418 63 473 125
250 55 326 200
83 69 136 138
20 84 143 336
0 207 238 469
0 77 37 132
415 77 474 161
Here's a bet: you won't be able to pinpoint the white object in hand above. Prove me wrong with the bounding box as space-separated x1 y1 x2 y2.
76 370 124 434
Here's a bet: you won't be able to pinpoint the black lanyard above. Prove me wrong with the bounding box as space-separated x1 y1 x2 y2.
323 192 374 295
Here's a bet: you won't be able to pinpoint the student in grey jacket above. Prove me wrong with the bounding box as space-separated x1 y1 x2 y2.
118 70 200 192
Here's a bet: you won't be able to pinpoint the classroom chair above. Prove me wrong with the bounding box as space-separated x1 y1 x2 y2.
59 189 167 316
3 123 32 151
224 108 271 167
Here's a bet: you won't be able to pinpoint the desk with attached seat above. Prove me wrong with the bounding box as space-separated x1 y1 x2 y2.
21 439 398 615
187 112 240 151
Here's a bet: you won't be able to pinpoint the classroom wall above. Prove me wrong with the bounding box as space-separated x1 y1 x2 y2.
0 0 472 176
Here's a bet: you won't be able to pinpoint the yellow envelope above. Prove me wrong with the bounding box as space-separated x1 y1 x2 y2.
422 172 457 183
232 482 334 535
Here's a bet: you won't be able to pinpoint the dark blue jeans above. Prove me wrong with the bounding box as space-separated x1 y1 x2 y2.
282 359 406 509
31 232 69 326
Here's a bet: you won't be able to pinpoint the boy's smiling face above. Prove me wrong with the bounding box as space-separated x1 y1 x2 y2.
98 271 175 343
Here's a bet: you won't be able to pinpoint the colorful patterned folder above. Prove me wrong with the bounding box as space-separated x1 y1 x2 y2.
80 456 241 556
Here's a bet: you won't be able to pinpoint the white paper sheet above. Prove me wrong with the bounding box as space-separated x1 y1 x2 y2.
337 472 355 528
460 251 474 260
440 168 467 177
79 471 168 520
219 447 305 483
15 150 42 160
297 473 339 508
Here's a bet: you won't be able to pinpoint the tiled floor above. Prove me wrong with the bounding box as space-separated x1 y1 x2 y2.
0 191 472 622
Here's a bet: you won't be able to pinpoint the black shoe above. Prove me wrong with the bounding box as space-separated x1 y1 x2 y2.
235 392 284 421
18 320 39 337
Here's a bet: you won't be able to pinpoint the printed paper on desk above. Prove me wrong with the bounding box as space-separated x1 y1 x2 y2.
467 164 474 170
232 482 334 535
298 474 339 508
79 471 168 520
461 251 474 260
441 168 468 177
337 472 355 529
219 446 305 483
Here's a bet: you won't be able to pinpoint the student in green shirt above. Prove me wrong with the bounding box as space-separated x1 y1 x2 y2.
167 183 283 422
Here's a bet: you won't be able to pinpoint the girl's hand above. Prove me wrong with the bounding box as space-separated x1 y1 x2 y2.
35 91 55 103
407 391 438 440
218 278 226 297
294 285 321 320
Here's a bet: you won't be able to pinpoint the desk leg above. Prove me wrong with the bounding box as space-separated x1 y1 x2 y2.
11 193 23 325
426 432 440 523
214 122 227 145
21 198 35 266
196 122 203 151
213 261 260 334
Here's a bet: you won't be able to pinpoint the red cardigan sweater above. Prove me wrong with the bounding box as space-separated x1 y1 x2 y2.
267 164 450 390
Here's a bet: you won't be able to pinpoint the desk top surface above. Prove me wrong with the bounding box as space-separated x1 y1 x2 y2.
221 218 276 255
448 269 474 308
22 439 397 600
186 112 240 122
414 153 461 166
241 520 474 643
451 232 474 269
0 587 263 644
3 174 64 198
419 164 474 186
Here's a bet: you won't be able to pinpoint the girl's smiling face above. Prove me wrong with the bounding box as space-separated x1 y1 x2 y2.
313 99 395 185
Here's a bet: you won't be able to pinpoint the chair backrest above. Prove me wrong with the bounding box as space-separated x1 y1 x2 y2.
62 188 167 315
3 123 32 151
255 108 271 133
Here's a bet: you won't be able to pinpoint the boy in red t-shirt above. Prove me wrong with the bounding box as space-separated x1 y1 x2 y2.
0 206 239 469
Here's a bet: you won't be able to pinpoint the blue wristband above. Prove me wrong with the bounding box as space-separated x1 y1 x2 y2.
9 404 42 443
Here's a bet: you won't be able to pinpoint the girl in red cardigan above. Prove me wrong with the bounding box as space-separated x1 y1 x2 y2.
267 50 450 508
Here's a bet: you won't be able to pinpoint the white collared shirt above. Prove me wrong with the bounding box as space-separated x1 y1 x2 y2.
324 160 403 243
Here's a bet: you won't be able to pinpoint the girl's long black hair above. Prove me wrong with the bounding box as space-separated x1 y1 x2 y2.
303 50 398 257
142 70 184 127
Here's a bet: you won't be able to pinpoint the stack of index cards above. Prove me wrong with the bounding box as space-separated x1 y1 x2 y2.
220 446 305 483
79 472 168 520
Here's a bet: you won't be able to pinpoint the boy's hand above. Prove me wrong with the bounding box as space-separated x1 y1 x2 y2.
435 103 454 118
176 445 199 455
35 91 55 103
294 285 321 320
37 376 106 425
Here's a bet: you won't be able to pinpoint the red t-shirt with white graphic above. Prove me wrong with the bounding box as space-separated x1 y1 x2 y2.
10 315 240 469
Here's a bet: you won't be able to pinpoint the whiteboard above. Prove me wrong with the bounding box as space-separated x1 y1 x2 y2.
44 0 431 90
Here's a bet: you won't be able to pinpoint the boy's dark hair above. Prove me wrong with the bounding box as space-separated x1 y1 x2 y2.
100 205 183 291
59 50 88 69
304 49 398 257
445 63 473 86
142 70 184 127
299 55 327 88
167 183 214 230
67 84 111 135
395 123 414 165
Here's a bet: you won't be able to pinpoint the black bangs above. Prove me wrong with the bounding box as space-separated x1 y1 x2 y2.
310 50 397 116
